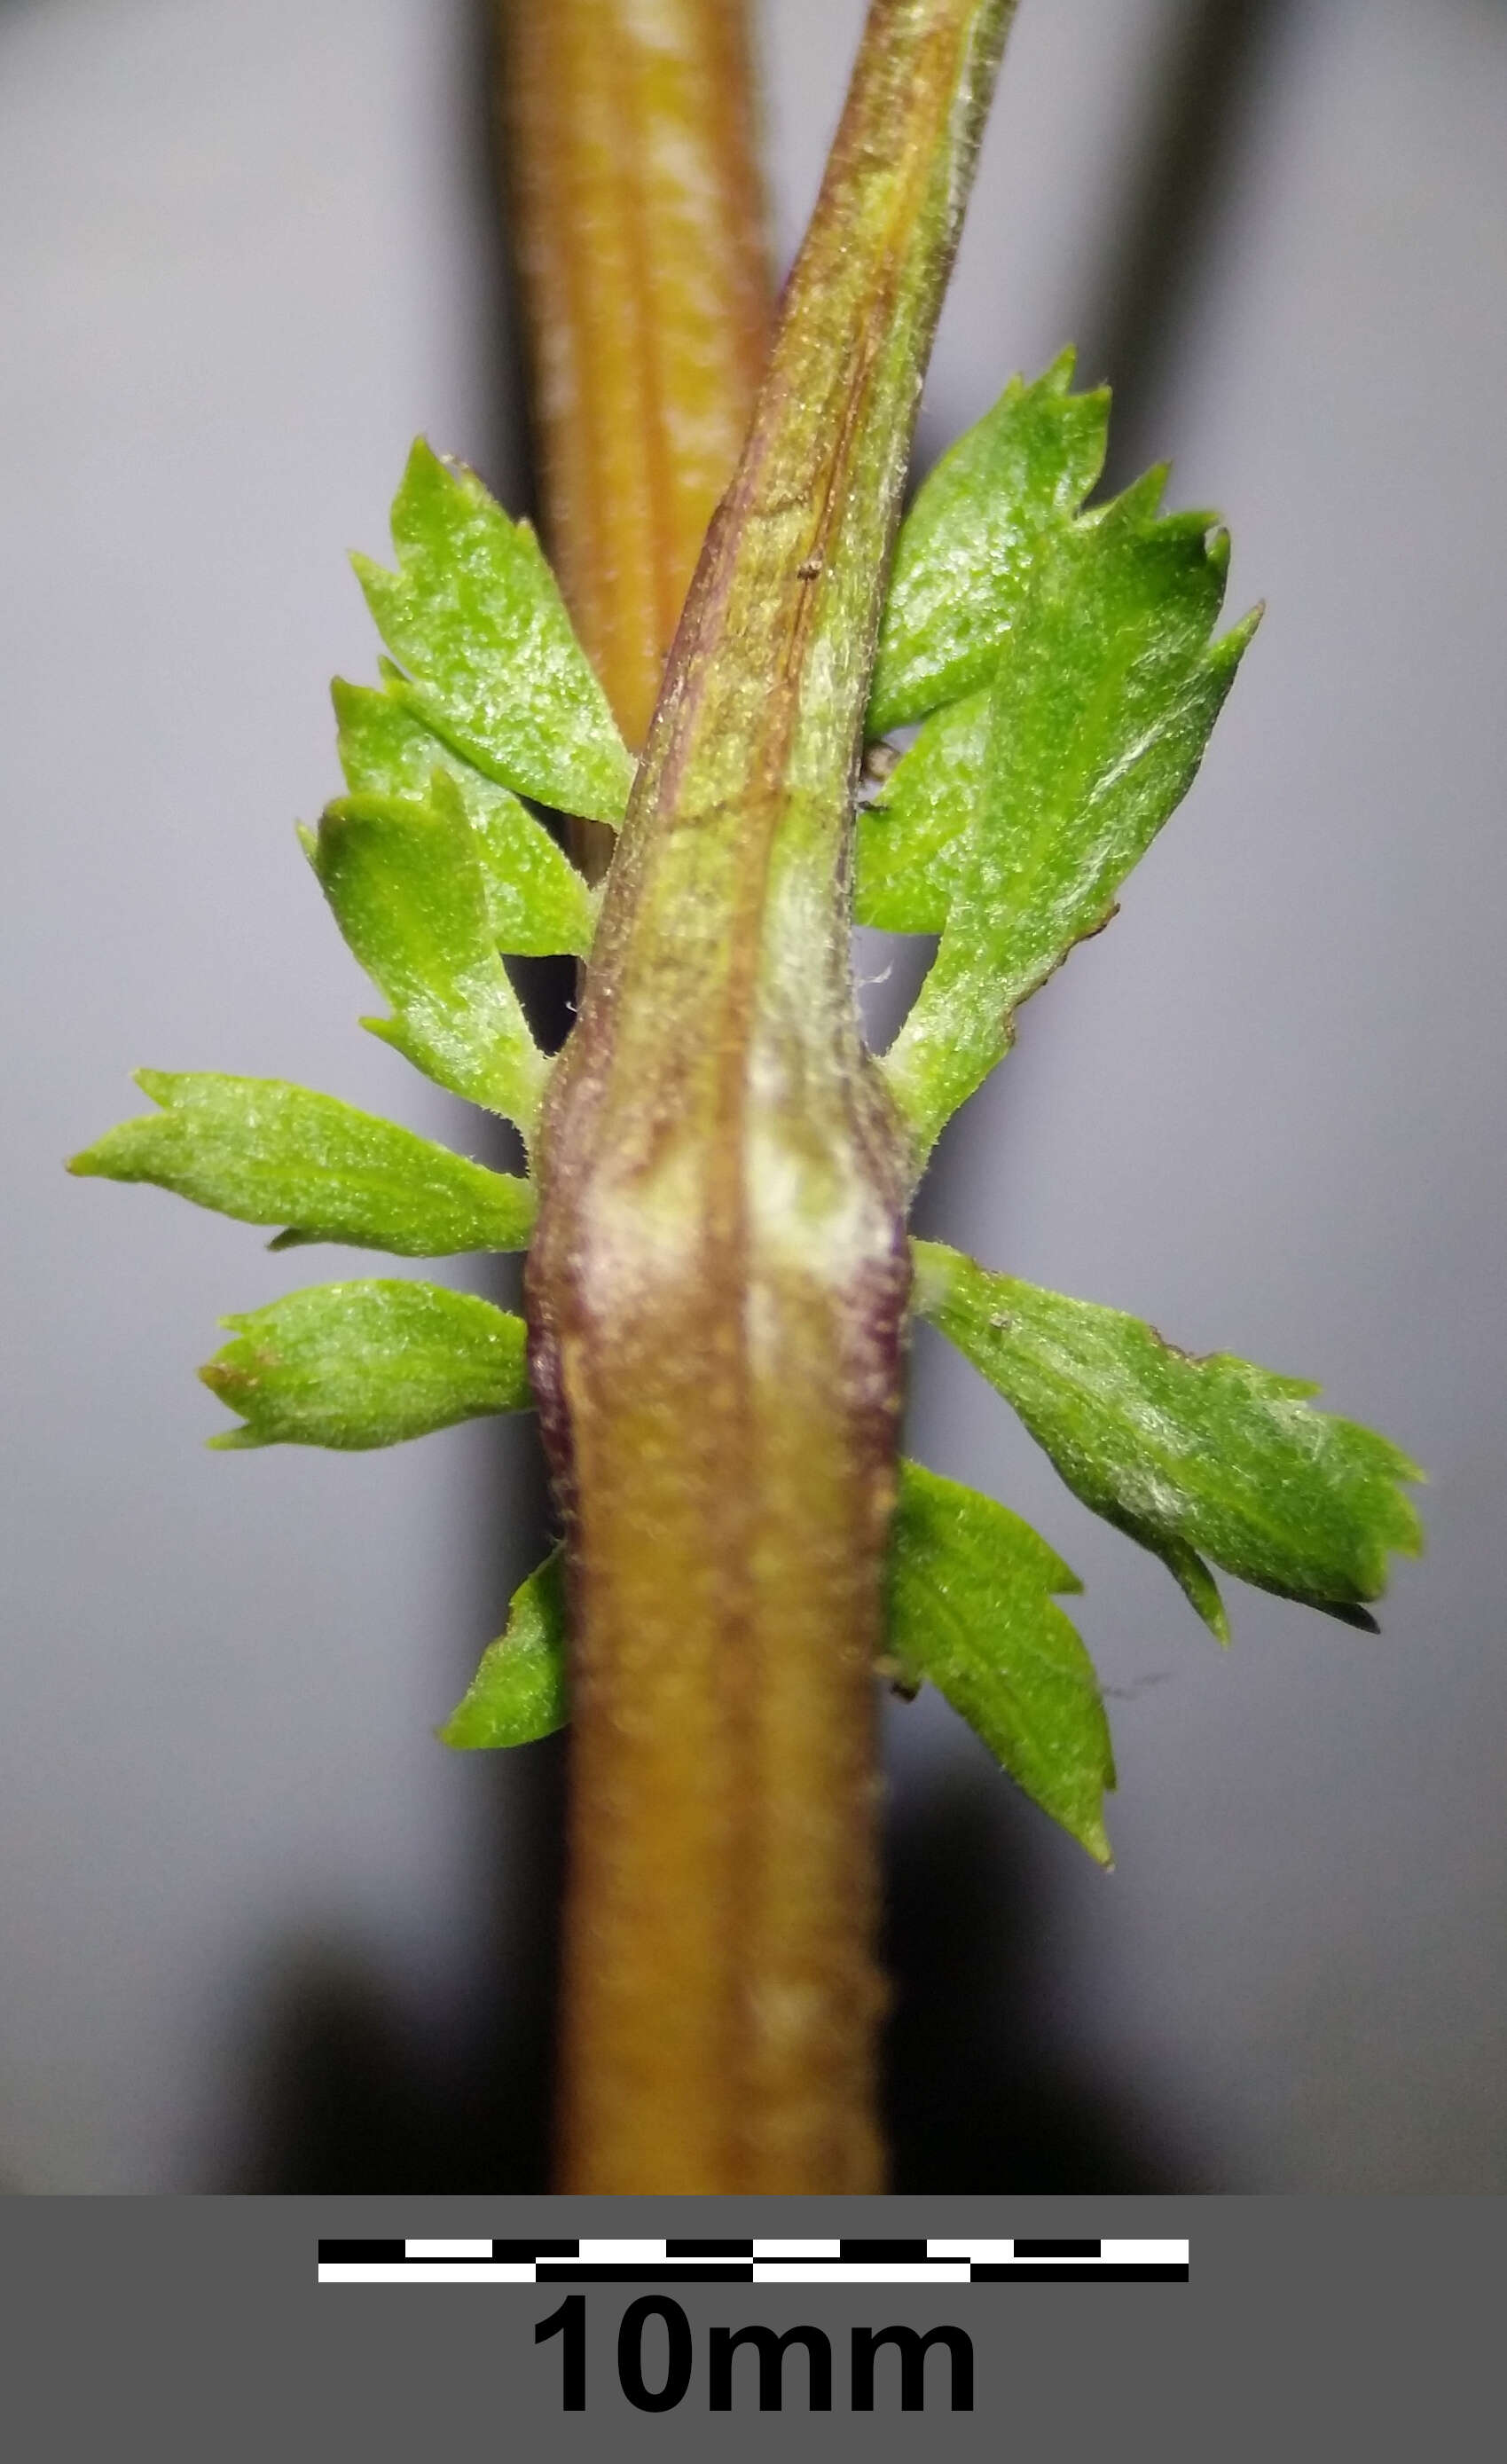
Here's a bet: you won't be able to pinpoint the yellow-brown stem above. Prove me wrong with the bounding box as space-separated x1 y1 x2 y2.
497 0 770 845
530 0 1016 2192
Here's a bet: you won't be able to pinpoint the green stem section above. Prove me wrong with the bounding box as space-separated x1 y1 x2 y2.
529 0 1016 2193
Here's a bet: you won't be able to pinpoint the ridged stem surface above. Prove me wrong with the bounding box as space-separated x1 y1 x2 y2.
498 0 771 826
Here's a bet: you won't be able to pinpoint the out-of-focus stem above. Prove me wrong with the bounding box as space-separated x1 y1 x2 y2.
530 0 1016 2193
497 0 770 853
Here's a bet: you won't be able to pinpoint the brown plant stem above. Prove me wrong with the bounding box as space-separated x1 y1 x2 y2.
497 0 771 878
529 0 1016 2193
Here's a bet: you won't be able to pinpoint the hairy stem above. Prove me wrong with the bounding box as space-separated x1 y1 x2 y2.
530 0 1016 2192
497 0 771 867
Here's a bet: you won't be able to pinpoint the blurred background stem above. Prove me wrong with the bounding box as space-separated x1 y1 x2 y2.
497 0 772 878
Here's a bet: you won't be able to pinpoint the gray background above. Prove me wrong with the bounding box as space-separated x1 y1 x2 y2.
2 0 1503 2193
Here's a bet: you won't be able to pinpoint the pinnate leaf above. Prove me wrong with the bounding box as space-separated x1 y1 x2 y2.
883 472 1257 1155
868 349 1109 734
310 780 548 1138
440 1550 569 1749
888 1459 1113 1864
352 440 633 826
68 1071 533 1256
334 679 597 960
201 1279 530 1450
914 1241 1424 1636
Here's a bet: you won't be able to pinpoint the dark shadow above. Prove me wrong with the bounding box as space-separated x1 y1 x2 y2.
230 1423 568 2192
881 1761 1197 2192
234 1943 458 2195
233 1753 568 2194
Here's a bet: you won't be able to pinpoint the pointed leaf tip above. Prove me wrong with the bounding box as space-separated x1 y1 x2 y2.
441 1550 569 1749
1162 1541 1230 1644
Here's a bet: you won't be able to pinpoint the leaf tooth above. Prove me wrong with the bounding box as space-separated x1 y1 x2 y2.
1206 602 1264 681
1316 1599 1381 1634
1098 460 1169 526
349 545 394 609
1160 1540 1230 1643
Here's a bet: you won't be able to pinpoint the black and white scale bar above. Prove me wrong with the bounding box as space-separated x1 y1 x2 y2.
318 2236 1188 2286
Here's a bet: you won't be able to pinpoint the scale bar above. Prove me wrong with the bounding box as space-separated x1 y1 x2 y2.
318 2235 1188 2287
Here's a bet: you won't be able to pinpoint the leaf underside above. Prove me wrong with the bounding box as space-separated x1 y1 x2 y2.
887 1458 1114 1864
914 1239 1423 1638
200 1279 531 1451
68 1071 534 1256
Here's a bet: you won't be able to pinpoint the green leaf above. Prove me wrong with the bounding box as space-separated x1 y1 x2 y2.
68 1071 534 1255
887 1459 1113 1864
334 679 597 960
439 1550 569 1748
854 687 989 932
200 1278 530 1450
310 778 549 1138
914 1241 1425 1636
883 474 1258 1155
352 439 633 825
867 350 1109 734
